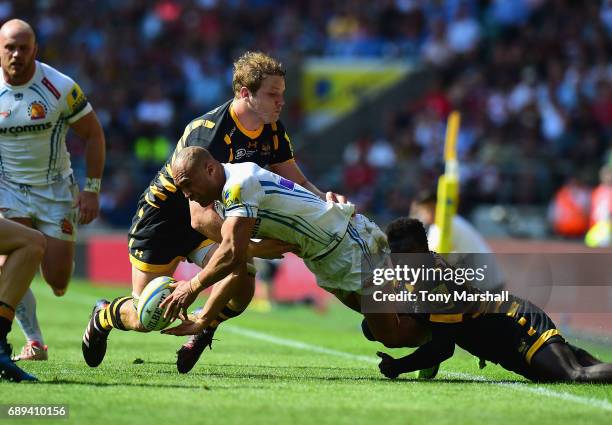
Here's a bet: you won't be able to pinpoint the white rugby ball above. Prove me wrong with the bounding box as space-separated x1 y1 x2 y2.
137 276 176 331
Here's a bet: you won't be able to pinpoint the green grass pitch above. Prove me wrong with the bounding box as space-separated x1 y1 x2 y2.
2 278 612 425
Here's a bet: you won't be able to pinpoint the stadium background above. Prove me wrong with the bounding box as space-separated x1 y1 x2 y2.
8 0 612 337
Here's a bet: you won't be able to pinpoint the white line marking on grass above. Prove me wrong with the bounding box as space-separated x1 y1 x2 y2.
226 326 378 364
501 383 612 412
225 325 612 412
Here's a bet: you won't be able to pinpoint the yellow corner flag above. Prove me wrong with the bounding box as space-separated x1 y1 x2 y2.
434 111 461 254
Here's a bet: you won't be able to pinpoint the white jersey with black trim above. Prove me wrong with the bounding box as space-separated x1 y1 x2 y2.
221 162 355 259
0 61 92 185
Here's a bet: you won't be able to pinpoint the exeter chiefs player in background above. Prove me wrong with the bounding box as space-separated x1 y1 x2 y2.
0 19 106 361
82 51 345 373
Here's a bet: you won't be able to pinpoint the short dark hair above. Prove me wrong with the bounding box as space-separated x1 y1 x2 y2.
386 217 430 253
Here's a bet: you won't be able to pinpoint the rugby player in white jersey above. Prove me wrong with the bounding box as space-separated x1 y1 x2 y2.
160 146 429 350
0 19 106 360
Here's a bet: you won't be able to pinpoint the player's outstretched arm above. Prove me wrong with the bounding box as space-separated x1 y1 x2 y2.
187 201 296 258
377 337 455 379
247 239 298 259
160 216 255 321
270 160 347 204
70 111 106 225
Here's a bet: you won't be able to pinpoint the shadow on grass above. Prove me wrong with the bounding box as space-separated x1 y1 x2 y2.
134 360 176 366
36 379 211 390
164 368 526 384
29 362 528 387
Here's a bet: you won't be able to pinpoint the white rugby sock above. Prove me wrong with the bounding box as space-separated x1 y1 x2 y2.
15 288 44 344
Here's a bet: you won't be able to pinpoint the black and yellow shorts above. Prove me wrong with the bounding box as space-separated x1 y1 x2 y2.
127 193 213 273
505 299 565 364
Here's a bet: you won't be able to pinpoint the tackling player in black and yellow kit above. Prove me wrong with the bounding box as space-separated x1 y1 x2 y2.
128 97 294 272
82 52 346 373
371 218 612 383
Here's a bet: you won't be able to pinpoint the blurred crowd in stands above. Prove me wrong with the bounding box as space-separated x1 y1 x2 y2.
337 0 612 232
7 0 611 234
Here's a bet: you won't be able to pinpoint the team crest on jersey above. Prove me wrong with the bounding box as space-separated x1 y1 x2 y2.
235 147 260 160
223 184 242 207
60 218 74 235
28 101 47 120
0 110 10 118
235 148 247 160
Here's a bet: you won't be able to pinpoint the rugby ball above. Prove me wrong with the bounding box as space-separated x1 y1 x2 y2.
137 276 176 331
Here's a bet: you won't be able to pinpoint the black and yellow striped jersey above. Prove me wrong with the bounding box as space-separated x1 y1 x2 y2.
395 252 494 323
393 296 562 380
392 253 562 379
143 99 294 209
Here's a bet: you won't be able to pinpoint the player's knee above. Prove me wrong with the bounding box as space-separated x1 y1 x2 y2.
43 267 71 293
50 281 69 296
52 287 67 297
541 365 583 383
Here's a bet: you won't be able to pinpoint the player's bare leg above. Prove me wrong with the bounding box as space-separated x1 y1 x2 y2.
531 342 612 383
0 220 46 309
176 253 256 373
0 219 45 381
81 263 178 367
123 267 178 332
567 343 604 366
193 266 255 328
39 236 74 297
82 266 166 367
8 217 53 360
16 234 74 360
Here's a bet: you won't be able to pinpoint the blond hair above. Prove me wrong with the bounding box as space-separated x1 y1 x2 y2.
232 51 285 96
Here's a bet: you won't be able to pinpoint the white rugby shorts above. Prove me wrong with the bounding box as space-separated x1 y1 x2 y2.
304 214 390 294
0 174 79 241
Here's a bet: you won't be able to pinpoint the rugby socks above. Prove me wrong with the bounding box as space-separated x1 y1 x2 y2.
207 303 244 329
15 289 44 344
0 301 15 340
96 297 131 331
